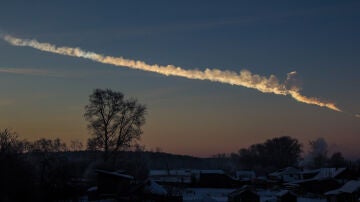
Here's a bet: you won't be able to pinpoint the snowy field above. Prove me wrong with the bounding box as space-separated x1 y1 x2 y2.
182 188 327 202
297 198 326 202
183 188 235 202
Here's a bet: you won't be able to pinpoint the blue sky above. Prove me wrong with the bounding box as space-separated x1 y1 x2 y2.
0 1 359 157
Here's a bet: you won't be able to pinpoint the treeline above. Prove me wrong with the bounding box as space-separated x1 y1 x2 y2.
0 128 163 201
1 128 360 201
234 136 302 170
215 136 357 175
0 128 92 201
0 129 83 153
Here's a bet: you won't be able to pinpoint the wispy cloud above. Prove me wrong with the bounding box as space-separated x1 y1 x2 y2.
0 67 48 76
0 67 62 77
2 35 343 113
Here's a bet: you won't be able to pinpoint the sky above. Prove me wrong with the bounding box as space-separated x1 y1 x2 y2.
0 0 359 158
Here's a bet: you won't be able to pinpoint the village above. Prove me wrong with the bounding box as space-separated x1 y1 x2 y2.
2 127 360 202
85 166 360 202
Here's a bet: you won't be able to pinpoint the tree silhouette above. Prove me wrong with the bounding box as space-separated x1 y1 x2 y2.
70 140 83 151
306 138 328 168
84 89 146 161
0 129 36 201
263 136 302 168
30 138 68 152
0 128 22 153
238 136 302 170
328 152 346 168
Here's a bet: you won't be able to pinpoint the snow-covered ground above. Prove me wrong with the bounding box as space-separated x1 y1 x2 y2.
297 197 326 202
183 188 235 202
183 188 327 202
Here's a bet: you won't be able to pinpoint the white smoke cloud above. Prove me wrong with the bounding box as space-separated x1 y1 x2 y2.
2 35 342 112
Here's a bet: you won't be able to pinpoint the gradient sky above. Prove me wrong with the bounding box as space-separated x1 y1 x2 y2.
0 1 359 158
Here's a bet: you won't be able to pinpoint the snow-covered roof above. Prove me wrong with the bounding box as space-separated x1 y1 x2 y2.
301 169 320 174
297 197 327 202
286 167 346 185
199 196 218 202
95 169 134 180
257 189 295 198
276 190 289 196
313 168 346 179
299 167 346 178
87 186 98 192
143 180 167 195
229 186 258 197
236 170 256 179
325 180 360 195
150 170 171 176
269 167 300 177
275 190 294 196
149 169 225 176
152 176 192 183
183 188 235 202
199 170 225 174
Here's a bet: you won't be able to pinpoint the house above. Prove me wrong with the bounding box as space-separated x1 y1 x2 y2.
311 168 346 180
252 176 272 189
300 167 348 181
183 188 235 202
198 172 241 188
140 180 182 202
228 186 260 202
95 169 135 199
149 169 193 185
91 170 182 202
269 167 301 183
235 170 256 181
325 180 360 202
287 178 341 195
149 169 228 187
332 168 358 184
285 168 349 195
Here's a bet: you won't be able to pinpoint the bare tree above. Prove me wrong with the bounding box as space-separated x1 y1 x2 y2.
84 89 146 161
70 140 83 151
30 138 68 152
0 128 23 153
306 137 328 168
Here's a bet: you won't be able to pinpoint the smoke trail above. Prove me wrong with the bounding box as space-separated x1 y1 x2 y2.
2 35 342 112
